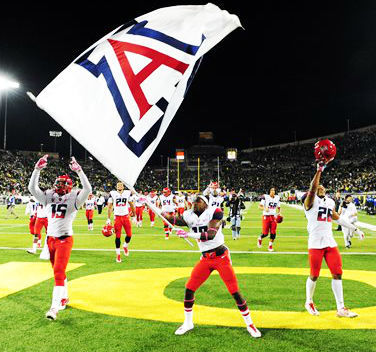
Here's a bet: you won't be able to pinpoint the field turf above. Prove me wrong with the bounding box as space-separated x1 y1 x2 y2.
0 203 375 352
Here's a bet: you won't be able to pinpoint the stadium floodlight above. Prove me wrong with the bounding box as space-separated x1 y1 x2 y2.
0 74 20 150
49 130 62 152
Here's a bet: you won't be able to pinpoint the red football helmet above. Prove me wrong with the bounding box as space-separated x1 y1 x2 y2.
276 214 283 223
314 139 336 163
54 175 73 195
162 187 171 196
102 224 113 237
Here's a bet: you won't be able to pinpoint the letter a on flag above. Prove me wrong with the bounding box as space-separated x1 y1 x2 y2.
32 3 241 187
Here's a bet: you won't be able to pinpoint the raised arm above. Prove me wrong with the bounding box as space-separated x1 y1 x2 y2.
304 162 325 211
28 155 49 205
70 157 92 208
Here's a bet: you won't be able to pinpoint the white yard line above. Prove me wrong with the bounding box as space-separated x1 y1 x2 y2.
0 247 375 255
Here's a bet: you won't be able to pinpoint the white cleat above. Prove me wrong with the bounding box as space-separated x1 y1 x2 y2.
116 254 121 263
247 324 262 338
305 302 320 316
123 246 129 257
59 298 69 311
175 323 194 335
268 246 274 252
337 307 358 318
46 308 58 320
27 249 36 254
165 236 169 240
257 238 262 248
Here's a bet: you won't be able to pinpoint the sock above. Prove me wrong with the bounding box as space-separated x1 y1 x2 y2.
51 286 65 309
123 242 128 248
331 279 344 310
237 300 253 326
63 278 68 299
306 277 317 303
115 248 120 255
32 242 37 251
232 230 237 238
269 241 273 247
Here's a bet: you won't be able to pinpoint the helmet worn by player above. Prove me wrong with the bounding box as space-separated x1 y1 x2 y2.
314 139 336 163
276 214 283 223
102 224 113 237
163 187 171 196
54 175 73 195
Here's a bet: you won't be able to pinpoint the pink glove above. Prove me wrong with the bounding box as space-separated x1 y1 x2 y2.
69 156 82 173
35 154 48 170
176 229 189 238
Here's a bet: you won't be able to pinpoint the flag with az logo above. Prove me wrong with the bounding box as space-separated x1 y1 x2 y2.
33 3 241 187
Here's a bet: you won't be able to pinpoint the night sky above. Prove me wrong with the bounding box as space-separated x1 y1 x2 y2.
1 1 376 163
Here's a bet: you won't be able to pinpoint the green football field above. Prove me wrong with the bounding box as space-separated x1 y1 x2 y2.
0 203 376 352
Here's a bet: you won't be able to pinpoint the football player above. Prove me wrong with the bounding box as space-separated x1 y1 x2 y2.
303 161 364 318
107 182 136 262
163 194 261 338
134 191 146 227
146 190 158 226
338 195 362 248
27 201 48 254
257 188 281 251
28 155 92 320
25 197 38 253
85 193 96 230
175 191 187 216
158 187 176 239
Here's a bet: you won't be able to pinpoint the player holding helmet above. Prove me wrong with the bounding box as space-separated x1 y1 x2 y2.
107 182 136 262
303 140 364 318
28 155 92 320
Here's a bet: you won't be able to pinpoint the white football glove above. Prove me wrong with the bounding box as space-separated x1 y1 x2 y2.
69 156 82 173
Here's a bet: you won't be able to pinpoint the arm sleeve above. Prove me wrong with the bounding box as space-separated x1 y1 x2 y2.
75 170 92 208
28 169 47 206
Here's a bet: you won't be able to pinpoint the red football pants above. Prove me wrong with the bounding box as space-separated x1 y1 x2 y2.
48 236 73 286
136 206 144 221
34 217 48 238
309 246 343 277
177 207 184 216
186 250 239 294
86 209 94 220
148 209 155 222
29 216 36 235
262 215 277 235
114 215 132 238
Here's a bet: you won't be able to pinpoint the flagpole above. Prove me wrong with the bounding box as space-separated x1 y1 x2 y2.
217 156 220 184
167 157 170 187
198 157 200 192
177 158 180 191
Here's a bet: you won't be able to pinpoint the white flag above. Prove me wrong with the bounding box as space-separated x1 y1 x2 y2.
34 3 241 187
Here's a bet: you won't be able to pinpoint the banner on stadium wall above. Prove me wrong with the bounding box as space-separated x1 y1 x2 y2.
31 4 241 187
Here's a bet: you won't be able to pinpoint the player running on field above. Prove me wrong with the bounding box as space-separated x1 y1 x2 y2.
28 154 92 320
158 187 176 239
107 182 136 262
303 160 364 318
163 194 261 338
146 190 158 227
257 187 282 251
25 197 38 253
27 201 48 254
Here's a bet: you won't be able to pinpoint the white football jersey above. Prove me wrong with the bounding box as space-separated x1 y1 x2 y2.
108 190 131 216
25 201 37 216
147 194 158 205
96 196 105 205
176 195 186 209
260 195 280 215
341 202 357 223
209 194 224 208
135 195 147 207
36 203 48 218
44 190 81 237
85 198 96 210
304 195 337 249
183 207 224 252
159 194 175 212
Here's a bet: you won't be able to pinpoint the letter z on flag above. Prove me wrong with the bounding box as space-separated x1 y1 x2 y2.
33 3 241 187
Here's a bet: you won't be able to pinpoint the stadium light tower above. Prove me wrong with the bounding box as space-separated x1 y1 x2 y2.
49 130 62 152
0 75 20 150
